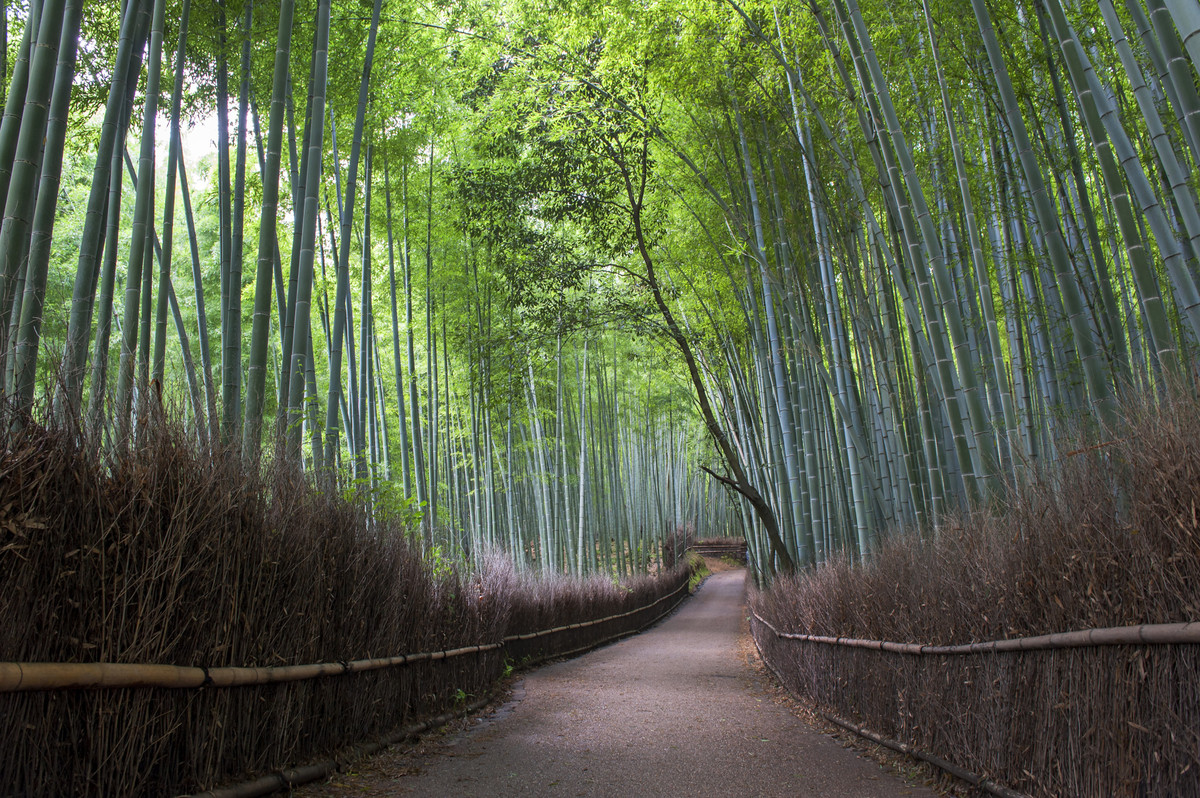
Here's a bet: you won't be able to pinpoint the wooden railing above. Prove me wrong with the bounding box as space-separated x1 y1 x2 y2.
689 539 747 560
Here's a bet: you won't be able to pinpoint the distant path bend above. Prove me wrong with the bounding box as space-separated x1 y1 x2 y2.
337 569 936 797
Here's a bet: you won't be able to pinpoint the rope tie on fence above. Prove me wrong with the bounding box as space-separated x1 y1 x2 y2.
749 609 1200 654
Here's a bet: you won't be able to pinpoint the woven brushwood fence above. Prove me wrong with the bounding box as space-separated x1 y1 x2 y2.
0 418 692 797
751 611 1200 797
0 576 689 797
749 387 1200 797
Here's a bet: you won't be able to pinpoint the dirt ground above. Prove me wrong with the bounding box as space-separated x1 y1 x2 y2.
293 566 946 797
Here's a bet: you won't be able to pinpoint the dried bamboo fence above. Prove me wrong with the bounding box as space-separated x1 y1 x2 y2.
189 697 494 798
0 417 695 796
751 610 1200 797
182 584 692 798
0 583 689 694
1 576 689 796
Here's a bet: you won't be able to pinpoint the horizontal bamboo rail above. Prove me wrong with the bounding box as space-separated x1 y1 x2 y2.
689 541 747 558
182 584 690 798
751 610 1200 654
0 644 504 692
502 581 687 641
751 627 1031 798
518 586 689 668
0 582 689 693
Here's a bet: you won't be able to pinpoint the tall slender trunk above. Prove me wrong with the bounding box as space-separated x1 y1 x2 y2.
61 0 149 410
10 0 81 417
322 0 383 471
243 0 296 453
113 0 167 445
384 155 412 497
283 0 331 460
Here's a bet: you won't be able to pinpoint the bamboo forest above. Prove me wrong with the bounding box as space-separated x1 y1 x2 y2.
3 0 1200 794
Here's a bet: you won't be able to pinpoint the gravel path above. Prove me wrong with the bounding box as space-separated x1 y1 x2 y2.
299 568 937 797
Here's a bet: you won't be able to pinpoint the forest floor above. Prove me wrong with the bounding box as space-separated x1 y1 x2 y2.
294 567 944 797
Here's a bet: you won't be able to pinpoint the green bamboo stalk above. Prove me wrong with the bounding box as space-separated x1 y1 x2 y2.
276 29 319 437
1124 0 1199 163
731 92 813 563
383 154 412 497
1031 2 1124 368
836 0 995 497
323 0 383 472
175 133 219 440
0 0 61 365
357 143 375 485
0 0 37 238
921 0 1019 473
149 0 191 391
1046 0 1200 355
60 0 149 410
113 0 167 444
968 0 1114 417
221 0 253 443
1101 0 1200 261
10 0 81 417
574 336 589 575
215 0 236 439
403 162 428 533
85 144 127 436
1153 0 1200 165
165 275 205 436
243 0 296 454
1040 0 1178 376
283 0 331 459
426 142 439 535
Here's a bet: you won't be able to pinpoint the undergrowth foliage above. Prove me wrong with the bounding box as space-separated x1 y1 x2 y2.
0 413 691 796
751 387 1200 797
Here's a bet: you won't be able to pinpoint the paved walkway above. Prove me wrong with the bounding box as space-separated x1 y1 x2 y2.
348 569 937 797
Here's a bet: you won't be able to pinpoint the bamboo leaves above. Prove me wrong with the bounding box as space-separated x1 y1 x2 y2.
6 0 1200 578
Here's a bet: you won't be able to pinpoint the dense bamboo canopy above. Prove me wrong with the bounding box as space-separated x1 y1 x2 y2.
2 0 1198 576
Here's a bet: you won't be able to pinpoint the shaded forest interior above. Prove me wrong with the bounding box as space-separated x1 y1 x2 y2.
2 0 1200 794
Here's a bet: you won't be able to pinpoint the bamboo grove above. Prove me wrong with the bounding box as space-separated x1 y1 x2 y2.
698 0 1200 574
0 0 1198 578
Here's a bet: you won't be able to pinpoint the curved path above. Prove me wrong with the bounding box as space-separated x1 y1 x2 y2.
307 569 936 797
